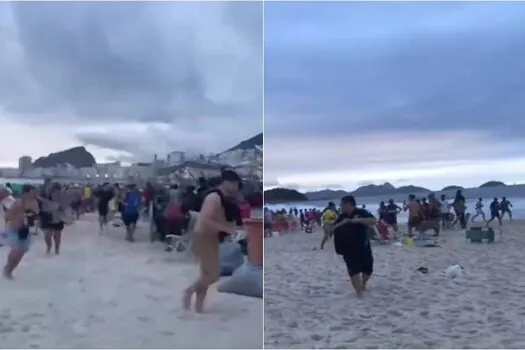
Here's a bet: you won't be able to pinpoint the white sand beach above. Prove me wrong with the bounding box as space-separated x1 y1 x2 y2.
264 222 525 349
0 214 262 349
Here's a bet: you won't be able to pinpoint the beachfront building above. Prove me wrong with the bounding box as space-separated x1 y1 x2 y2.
18 156 32 176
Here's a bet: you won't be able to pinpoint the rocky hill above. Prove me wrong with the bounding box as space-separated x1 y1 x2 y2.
32 146 96 168
479 181 506 188
222 133 263 153
264 188 308 203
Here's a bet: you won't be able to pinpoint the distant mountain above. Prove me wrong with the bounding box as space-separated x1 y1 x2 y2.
264 187 308 203
300 180 521 202
222 133 262 153
301 189 349 201
352 182 396 197
479 181 506 188
442 185 464 191
305 182 432 201
33 146 96 168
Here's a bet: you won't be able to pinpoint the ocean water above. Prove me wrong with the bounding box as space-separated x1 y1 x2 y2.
265 197 525 223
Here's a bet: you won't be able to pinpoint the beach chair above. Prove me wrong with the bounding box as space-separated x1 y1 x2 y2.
166 211 199 254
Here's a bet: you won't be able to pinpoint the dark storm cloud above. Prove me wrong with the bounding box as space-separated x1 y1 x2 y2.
0 2 262 156
264 2 525 139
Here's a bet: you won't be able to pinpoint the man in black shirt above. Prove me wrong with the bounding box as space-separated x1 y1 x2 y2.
96 183 114 234
332 195 377 297
487 197 502 226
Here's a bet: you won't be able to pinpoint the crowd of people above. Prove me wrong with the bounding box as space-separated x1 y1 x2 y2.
265 190 515 243
0 171 263 313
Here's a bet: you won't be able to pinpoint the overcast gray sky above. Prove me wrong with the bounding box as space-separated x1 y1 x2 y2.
264 2 525 191
0 1 262 166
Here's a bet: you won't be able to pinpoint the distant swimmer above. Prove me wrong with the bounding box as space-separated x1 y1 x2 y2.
471 197 486 222
500 197 513 221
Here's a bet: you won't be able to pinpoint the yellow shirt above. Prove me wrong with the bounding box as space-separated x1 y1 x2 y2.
322 209 337 225
83 187 92 198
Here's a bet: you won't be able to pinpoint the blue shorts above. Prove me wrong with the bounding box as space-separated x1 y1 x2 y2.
6 229 31 252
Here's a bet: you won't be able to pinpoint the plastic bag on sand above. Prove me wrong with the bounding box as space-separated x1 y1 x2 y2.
219 241 244 277
218 261 263 298
445 264 464 280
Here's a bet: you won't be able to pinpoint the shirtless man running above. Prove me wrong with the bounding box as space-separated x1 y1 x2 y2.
404 194 424 236
183 170 241 313
3 185 39 279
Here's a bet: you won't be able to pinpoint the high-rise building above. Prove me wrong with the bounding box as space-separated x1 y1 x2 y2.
18 156 32 176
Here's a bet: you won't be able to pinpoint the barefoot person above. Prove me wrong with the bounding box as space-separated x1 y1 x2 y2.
332 195 376 297
121 184 141 242
183 170 242 313
500 197 513 221
40 183 66 255
487 197 502 226
471 197 486 222
384 199 401 233
320 202 337 250
3 184 39 279
96 183 114 235
404 194 424 236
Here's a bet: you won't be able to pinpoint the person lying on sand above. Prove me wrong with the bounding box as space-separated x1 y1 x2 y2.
183 170 241 313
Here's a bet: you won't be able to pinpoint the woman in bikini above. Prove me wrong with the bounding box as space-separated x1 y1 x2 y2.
4 184 39 279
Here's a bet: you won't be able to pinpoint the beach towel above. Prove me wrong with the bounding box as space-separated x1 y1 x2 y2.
219 241 244 276
217 261 263 298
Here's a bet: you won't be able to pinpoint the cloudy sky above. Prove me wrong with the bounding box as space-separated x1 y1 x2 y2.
0 1 262 167
264 2 525 191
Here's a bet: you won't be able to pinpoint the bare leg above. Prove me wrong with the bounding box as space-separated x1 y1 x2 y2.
44 230 53 254
53 230 62 255
350 274 363 297
4 247 25 279
361 273 371 290
320 233 330 250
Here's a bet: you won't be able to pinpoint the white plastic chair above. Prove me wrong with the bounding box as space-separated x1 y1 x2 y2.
166 211 199 254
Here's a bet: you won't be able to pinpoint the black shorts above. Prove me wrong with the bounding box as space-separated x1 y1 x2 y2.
384 215 397 225
490 211 501 219
42 221 64 231
122 213 139 226
342 251 374 277
98 207 109 218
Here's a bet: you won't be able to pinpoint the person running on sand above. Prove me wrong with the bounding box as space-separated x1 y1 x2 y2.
332 195 376 297
426 193 442 236
471 198 486 222
40 183 66 255
487 197 502 226
3 185 39 279
96 183 114 235
320 202 337 250
121 184 141 242
500 197 513 221
404 194 424 236
384 199 401 233
439 194 451 229
183 170 242 313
